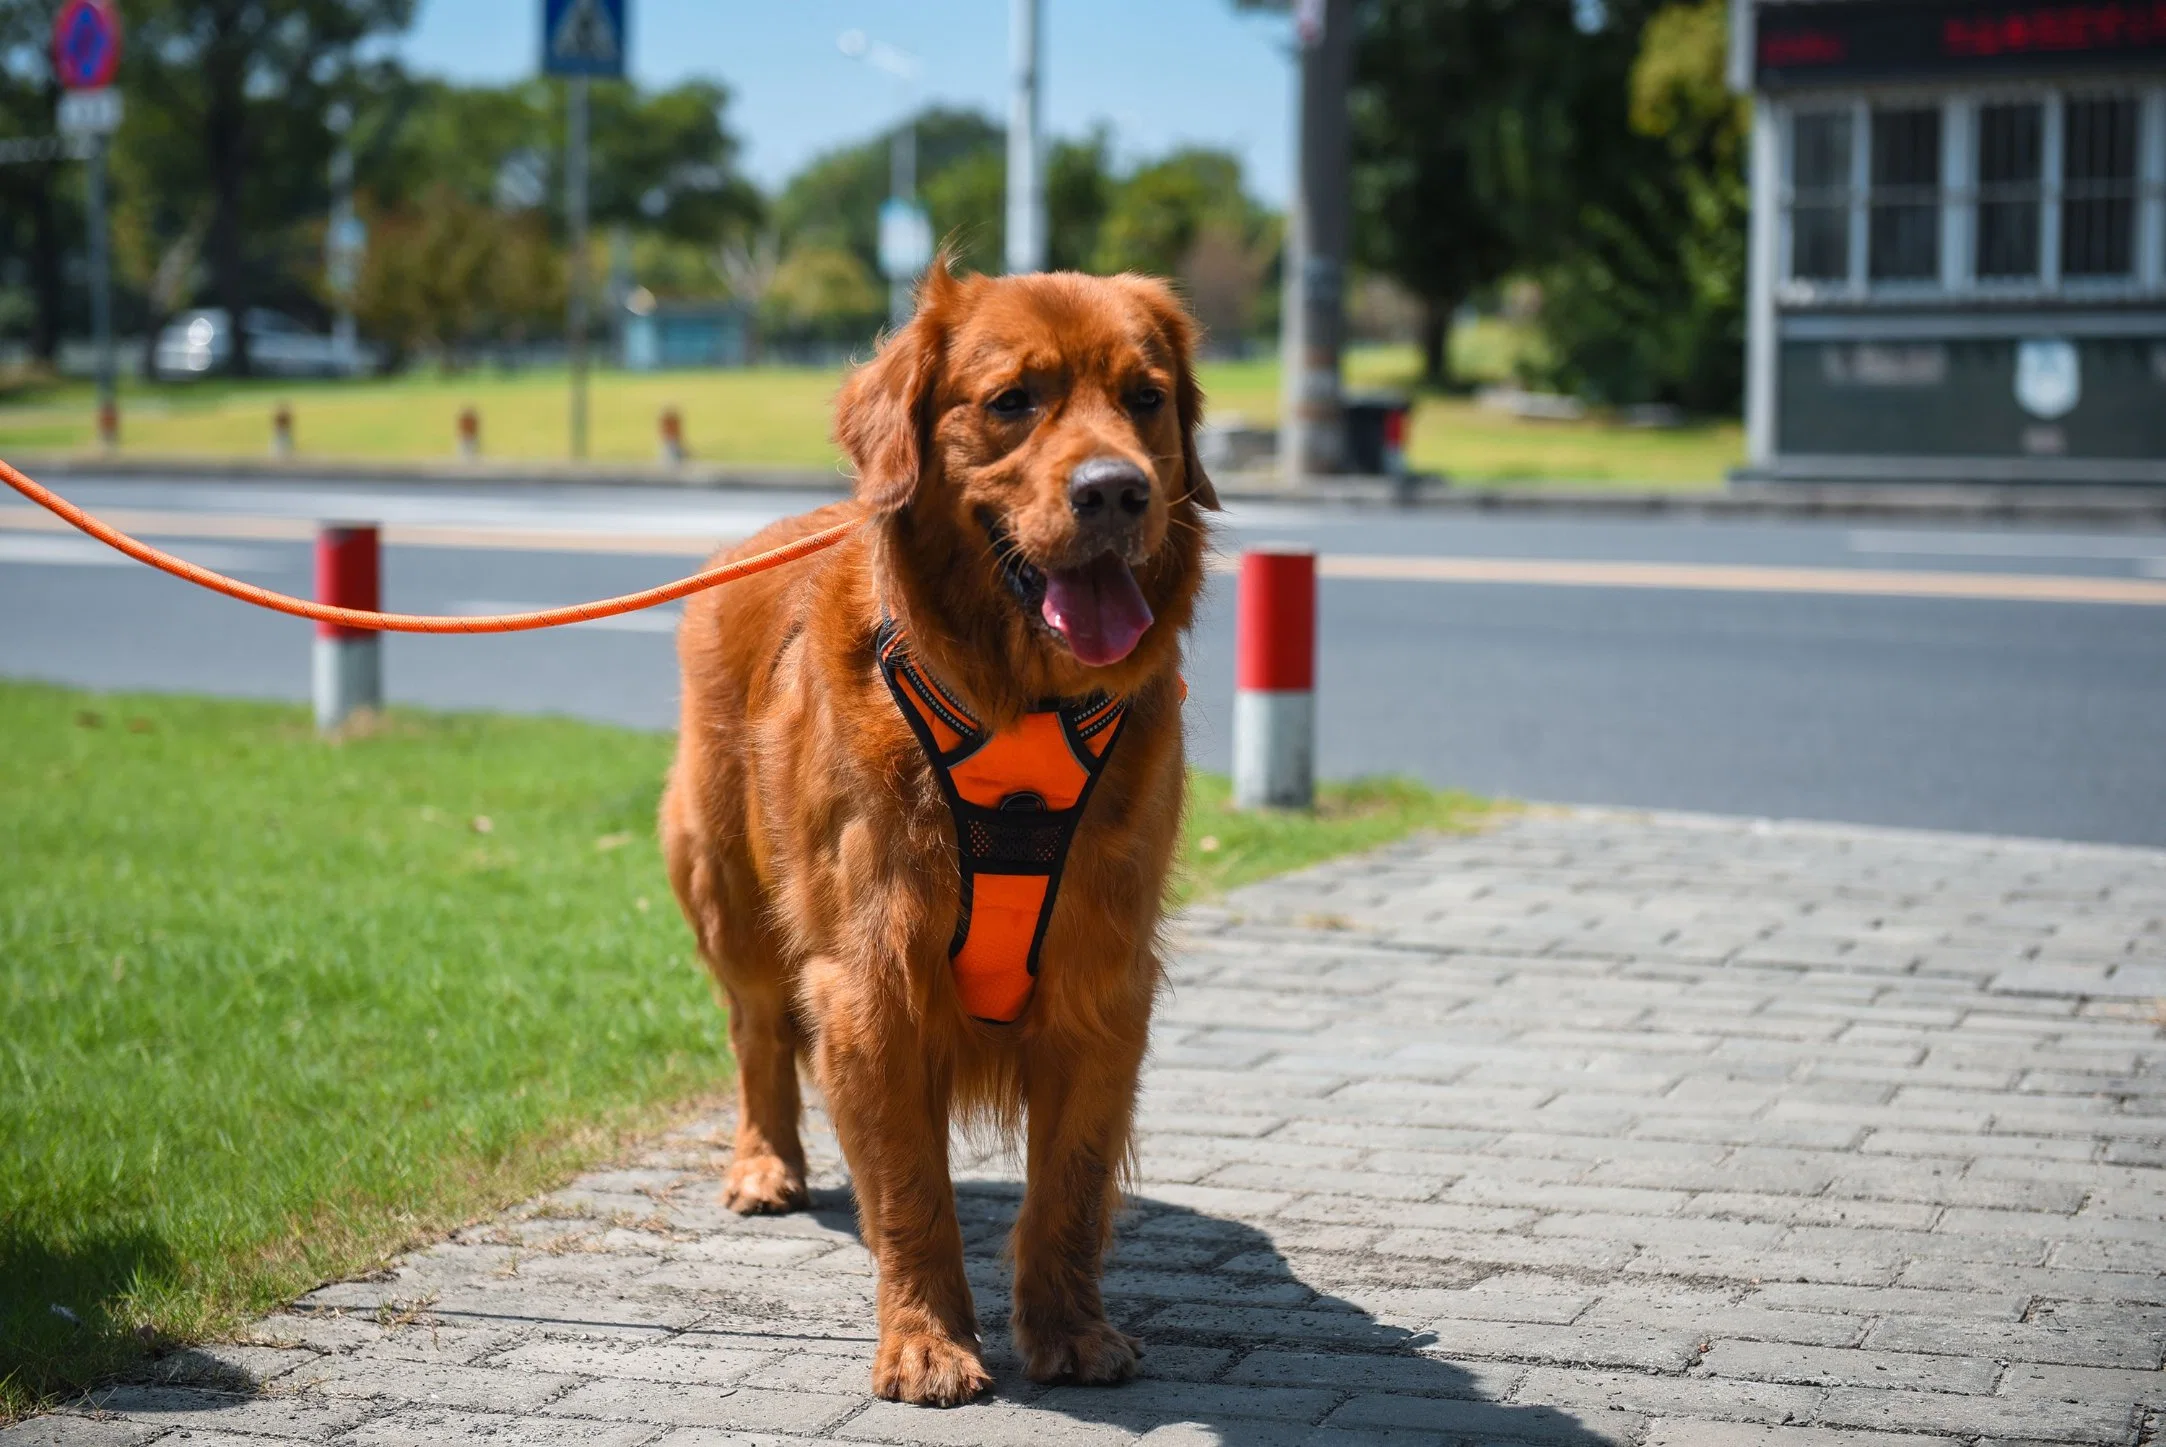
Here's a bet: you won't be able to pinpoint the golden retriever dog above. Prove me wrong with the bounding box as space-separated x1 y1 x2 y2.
659 262 1218 1406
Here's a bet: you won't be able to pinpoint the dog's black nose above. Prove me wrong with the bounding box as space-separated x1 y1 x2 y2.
1069 458 1151 519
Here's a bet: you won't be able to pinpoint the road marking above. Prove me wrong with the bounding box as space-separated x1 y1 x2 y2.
1848 528 2166 561
0 533 282 572
0 506 722 556
9 506 2166 606
1211 553 2166 606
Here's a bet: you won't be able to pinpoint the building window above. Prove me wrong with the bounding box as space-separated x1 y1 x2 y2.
1975 102 2043 279
1869 106 1941 281
2062 96 2139 278
1789 110 1853 282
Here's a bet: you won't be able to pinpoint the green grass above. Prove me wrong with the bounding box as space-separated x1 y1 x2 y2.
0 682 1485 1419
1178 774 1487 902
0 339 1742 486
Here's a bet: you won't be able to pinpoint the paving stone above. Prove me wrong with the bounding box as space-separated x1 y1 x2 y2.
337 1406 662 1445
0 1418 168 1446
79 1387 374 1440
13 809 2163 1446
1642 1425 1951 1446
1700 1340 1998 1394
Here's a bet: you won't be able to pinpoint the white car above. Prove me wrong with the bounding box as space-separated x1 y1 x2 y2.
153 308 377 379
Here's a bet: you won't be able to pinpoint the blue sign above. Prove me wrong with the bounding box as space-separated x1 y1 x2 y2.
542 0 625 78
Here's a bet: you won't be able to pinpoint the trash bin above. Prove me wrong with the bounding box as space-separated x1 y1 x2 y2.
1343 394 1411 476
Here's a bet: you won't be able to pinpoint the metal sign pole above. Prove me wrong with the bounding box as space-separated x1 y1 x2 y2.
87 132 115 448
567 74 590 460
1005 0 1044 274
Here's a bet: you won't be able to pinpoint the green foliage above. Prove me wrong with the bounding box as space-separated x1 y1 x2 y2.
1091 149 1275 348
762 243 884 342
351 186 565 365
1045 131 1115 273
0 685 724 1419
771 108 1006 276
1352 0 1642 383
1532 0 1748 411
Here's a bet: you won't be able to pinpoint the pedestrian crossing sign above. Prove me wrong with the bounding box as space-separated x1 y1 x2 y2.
543 0 625 78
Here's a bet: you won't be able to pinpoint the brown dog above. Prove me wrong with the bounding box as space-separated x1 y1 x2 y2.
659 263 1217 1406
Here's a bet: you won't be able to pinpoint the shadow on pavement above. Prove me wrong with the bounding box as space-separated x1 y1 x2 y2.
815 1180 1622 1445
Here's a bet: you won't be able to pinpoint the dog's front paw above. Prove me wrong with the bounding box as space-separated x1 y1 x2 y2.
1018 1317 1140 1385
719 1153 807 1215
871 1328 992 1406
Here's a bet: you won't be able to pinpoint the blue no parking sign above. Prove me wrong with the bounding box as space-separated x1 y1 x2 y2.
543 0 626 78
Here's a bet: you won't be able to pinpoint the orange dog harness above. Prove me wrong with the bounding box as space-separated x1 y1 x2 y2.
876 620 1129 1023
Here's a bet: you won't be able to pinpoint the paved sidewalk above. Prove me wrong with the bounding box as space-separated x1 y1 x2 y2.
13 808 2165 1446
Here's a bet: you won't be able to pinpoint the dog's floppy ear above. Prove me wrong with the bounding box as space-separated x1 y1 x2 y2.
835 263 958 513
1117 275 1222 513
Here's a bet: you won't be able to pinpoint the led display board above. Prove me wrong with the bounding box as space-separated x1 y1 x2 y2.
1757 1 2166 87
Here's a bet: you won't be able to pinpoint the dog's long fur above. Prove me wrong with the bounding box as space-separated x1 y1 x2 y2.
659 264 1217 1405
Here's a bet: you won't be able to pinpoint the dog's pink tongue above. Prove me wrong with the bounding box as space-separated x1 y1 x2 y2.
1041 554 1154 667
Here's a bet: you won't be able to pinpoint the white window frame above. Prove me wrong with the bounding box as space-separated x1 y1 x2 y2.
1774 80 2166 304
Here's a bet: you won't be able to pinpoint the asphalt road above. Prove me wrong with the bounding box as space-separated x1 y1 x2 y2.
4 475 2163 846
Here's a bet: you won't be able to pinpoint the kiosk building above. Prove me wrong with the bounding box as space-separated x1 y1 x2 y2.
1733 2 2166 484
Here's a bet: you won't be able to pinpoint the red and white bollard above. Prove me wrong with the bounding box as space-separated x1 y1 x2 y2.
659 406 685 464
314 525 382 733
96 400 119 451
271 404 295 459
1233 547 1316 809
456 407 481 461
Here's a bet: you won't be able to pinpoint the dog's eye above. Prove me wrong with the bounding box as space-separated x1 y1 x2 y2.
988 388 1032 418
1131 385 1165 413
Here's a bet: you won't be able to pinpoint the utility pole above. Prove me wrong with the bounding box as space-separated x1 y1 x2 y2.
1279 0 1353 482
888 118 917 324
844 29 928 325
1005 0 1045 274
566 74 590 459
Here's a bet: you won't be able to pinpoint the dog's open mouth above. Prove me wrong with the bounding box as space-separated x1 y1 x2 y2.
984 512 1154 669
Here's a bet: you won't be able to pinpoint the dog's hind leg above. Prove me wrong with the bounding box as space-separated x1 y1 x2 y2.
661 788 809 1215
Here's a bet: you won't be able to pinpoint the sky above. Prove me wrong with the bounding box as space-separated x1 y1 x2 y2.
393 0 1300 205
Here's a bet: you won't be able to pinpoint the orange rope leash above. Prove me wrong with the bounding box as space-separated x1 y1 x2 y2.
0 457 856 634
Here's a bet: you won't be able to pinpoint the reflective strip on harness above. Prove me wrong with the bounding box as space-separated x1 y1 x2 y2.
876 619 1128 1023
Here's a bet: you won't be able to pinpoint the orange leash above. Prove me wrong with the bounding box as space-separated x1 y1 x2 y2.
0 457 856 634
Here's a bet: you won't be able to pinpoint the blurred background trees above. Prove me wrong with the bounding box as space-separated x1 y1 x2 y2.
0 0 1748 411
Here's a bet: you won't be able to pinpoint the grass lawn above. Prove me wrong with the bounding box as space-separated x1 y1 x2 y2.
0 334 1742 487
0 681 1485 1420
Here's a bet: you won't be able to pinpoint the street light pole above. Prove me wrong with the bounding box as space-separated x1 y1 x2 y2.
1005 0 1045 274
1279 0 1353 482
889 117 916 325
566 74 591 460
326 103 358 371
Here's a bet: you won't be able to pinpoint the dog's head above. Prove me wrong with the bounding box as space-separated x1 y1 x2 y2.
836 263 1219 703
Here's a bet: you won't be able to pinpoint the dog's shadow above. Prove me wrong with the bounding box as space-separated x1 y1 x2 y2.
809 1180 1620 1444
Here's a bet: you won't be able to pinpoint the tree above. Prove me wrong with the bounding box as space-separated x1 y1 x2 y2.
1044 131 1113 273
122 0 415 376
1094 148 1274 347
772 107 1004 277
0 0 68 364
1533 0 1747 410
1350 0 1647 386
761 242 883 344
